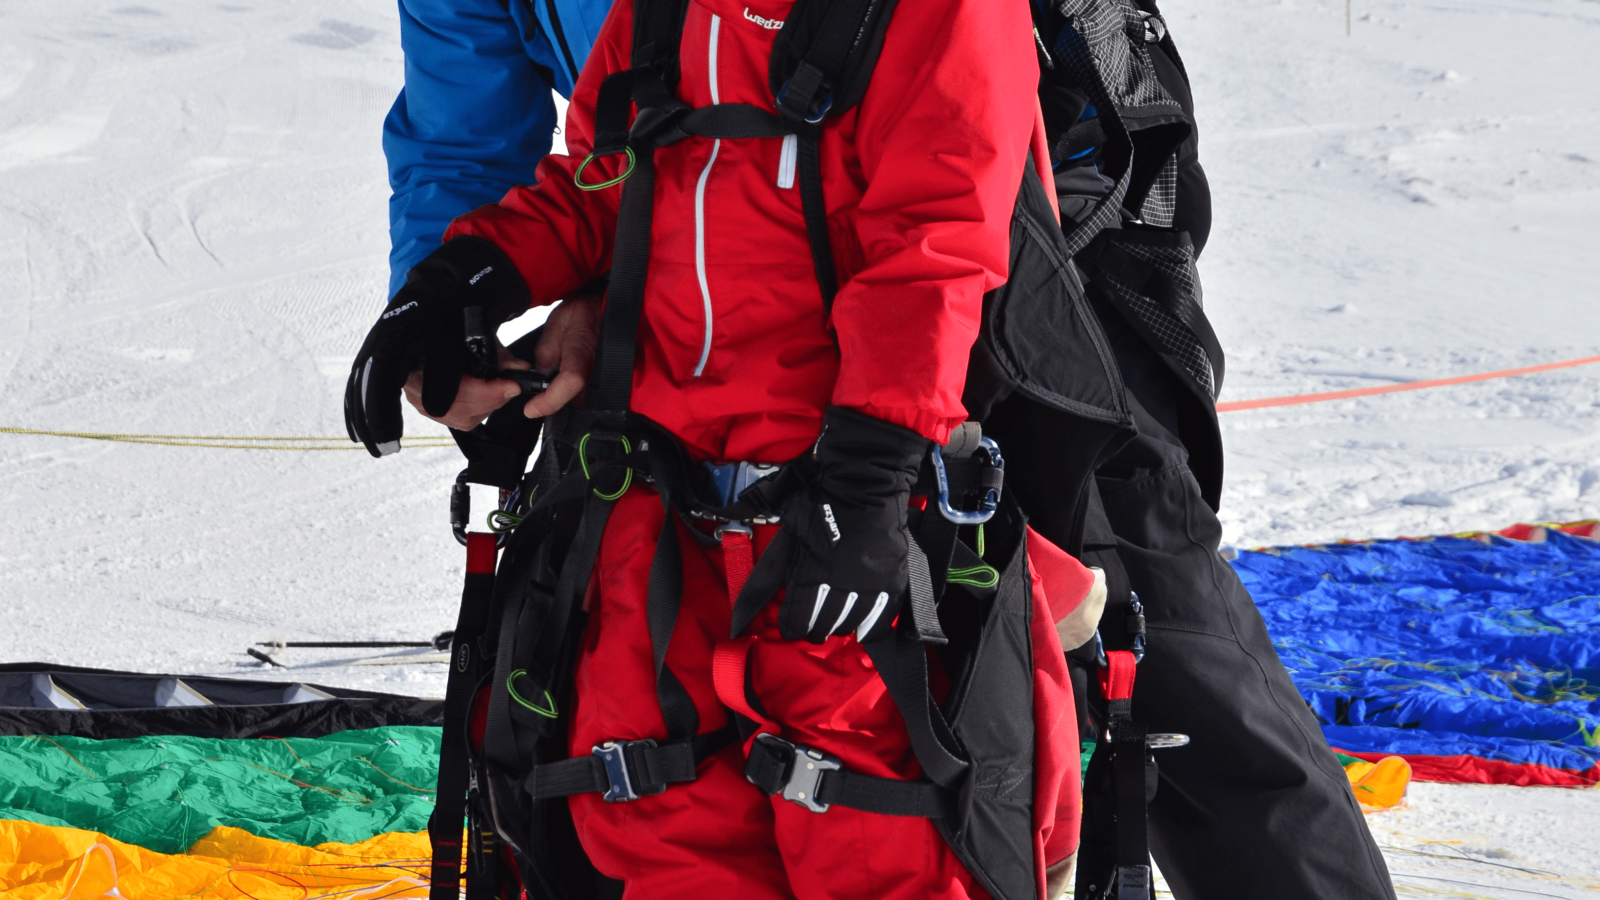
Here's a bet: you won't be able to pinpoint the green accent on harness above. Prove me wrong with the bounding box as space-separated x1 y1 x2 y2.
579 432 634 500
976 524 986 558
1081 740 1096 781
573 148 636 191
947 564 1000 589
488 509 523 533
0 726 442 855
508 670 559 719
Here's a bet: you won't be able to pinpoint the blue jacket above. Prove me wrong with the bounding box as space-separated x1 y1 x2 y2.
383 0 612 297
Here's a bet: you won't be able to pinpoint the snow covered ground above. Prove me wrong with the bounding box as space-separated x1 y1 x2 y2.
0 0 1596 895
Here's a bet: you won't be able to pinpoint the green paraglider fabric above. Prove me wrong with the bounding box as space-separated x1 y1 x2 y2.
0 725 439 854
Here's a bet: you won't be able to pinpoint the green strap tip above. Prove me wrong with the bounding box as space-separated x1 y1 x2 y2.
508 670 559 719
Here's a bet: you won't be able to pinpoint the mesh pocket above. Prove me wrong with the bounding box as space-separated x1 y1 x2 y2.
1089 228 1218 399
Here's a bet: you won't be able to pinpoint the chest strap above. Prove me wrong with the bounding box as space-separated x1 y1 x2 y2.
523 726 737 803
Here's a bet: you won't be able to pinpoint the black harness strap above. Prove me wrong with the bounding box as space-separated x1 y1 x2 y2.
430 533 498 900
860 628 969 788
796 131 838 309
525 726 737 801
743 732 956 818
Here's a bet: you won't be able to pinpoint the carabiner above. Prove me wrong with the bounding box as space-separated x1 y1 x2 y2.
932 436 1003 525
1093 593 1147 666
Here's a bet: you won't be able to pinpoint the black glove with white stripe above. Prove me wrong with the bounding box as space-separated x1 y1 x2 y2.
778 407 931 643
344 237 528 457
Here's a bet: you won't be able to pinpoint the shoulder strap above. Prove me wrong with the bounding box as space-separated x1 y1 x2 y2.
768 0 902 125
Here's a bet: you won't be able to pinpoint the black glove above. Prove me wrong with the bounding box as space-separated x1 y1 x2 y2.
778 407 931 643
344 237 528 457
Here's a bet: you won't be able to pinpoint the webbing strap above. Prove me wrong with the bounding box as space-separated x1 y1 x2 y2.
796 131 838 309
728 527 795 639
429 533 498 900
1099 650 1138 701
523 732 732 801
720 529 754 600
815 767 954 818
712 528 770 731
903 536 947 645
645 457 700 742
711 637 768 729
743 733 954 818
860 630 968 787
588 143 657 414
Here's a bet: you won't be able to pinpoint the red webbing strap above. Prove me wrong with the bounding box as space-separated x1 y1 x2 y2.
1099 649 1138 702
466 531 498 574
720 529 754 600
712 637 770 728
712 528 771 731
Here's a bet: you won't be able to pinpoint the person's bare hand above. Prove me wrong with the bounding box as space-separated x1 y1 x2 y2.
403 346 529 431
524 292 601 419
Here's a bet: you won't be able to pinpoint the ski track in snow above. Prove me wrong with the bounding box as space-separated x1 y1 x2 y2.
0 1 1596 894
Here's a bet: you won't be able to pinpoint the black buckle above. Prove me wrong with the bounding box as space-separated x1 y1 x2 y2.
746 734 841 813
591 739 666 803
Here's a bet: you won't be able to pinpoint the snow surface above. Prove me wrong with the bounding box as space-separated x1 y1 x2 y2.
0 0 1596 895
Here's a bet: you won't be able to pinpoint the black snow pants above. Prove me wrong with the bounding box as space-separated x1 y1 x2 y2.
1077 311 1398 900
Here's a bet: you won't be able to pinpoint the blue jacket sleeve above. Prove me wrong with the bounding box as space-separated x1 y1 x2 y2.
383 0 566 298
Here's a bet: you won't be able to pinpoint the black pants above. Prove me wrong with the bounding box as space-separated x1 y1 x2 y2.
1080 314 1396 900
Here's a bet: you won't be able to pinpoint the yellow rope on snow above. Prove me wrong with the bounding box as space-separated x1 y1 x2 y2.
0 426 456 450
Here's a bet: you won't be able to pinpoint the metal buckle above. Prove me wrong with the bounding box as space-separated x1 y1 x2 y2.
753 735 841 813
704 461 780 508
591 739 662 803
1147 733 1191 750
932 436 1003 525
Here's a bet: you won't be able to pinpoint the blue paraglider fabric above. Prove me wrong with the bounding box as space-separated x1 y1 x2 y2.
1234 531 1600 780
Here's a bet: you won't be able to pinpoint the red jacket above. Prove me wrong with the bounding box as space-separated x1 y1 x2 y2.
448 0 1040 462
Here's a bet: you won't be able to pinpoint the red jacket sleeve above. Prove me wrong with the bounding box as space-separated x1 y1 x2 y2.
827 0 1039 443
443 0 636 308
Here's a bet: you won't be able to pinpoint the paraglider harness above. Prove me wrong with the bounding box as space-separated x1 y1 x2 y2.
1023 1 1218 897
425 0 1154 899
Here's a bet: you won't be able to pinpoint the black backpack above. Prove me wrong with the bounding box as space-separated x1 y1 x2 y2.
426 1 1217 899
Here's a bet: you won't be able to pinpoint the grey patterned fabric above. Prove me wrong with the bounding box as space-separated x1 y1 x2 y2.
1139 154 1178 227
1096 235 1215 398
1051 0 1177 121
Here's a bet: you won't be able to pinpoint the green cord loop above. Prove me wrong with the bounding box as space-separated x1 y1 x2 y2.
487 510 523 533
976 524 986 558
508 670 559 719
573 148 636 191
579 432 633 500
948 564 1000 590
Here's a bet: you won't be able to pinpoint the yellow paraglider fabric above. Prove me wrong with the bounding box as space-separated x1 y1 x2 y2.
0 819 431 899
1343 755 1412 810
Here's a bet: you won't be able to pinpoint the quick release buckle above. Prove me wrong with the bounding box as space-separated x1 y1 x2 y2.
592 739 665 803
704 461 781 508
747 734 841 813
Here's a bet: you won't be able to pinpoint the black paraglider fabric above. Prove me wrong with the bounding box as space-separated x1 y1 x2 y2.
0 663 443 739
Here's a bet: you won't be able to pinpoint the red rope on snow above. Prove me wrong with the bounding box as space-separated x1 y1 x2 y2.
1216 354 1600 413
